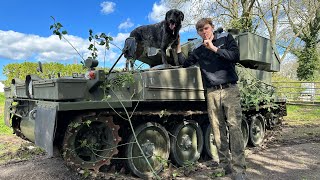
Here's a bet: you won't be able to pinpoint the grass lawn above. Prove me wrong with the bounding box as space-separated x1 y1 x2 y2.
0 92 11 135
279 104 320 140
284 104 320 126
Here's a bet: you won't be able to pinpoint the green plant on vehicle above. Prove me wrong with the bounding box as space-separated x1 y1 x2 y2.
101 72 135 100
88 30 113 61
237 65 278 112
50 16 85 62
50 17 135 100
159 109 170 118
50 16 113 64
110 72 135 88
68 120 92 129
239 77 277 111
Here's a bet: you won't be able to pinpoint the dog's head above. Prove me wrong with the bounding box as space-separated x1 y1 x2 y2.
165 9 184 31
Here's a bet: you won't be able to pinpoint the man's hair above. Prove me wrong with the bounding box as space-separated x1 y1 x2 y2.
196 18 213 31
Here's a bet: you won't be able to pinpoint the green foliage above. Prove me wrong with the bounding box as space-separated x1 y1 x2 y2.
0 114 11 135
50 16 86 61
0 92 5 104
159 109 170 118
2 62 86 86
100 72 135 100
109 72 135 88
88 29 113 60
154 155 169 168
81 169 91 179
68 120 91 129
296 46 319 81
50 16 66 40
237 67 277 111
228 15 253 32
50 16 113 62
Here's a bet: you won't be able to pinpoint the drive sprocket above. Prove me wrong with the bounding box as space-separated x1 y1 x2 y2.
62 113 121 173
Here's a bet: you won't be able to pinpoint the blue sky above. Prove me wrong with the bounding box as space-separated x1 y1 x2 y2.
0 0 201 81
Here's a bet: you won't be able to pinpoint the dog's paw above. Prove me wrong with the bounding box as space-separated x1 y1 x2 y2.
163 64 173 68
171 65 181 69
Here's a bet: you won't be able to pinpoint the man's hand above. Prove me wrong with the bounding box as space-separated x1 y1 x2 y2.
203 34 218 53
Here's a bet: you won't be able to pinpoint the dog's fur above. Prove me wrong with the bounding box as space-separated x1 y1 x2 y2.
125 9 184 70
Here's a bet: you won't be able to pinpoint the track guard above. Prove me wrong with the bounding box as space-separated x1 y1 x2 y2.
4 99 13 127
35 102 57 157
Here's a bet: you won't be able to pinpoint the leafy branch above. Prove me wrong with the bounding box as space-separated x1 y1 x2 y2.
50 16 85 61
237 64 278 111
88 29 113 62
50 16 113 65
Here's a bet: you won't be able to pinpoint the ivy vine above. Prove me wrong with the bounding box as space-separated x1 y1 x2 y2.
237 64 278 112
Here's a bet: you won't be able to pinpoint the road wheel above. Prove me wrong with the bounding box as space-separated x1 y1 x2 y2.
170 120 203 166
241 118 249 148
249 114 265 147
126 122 170 179
203 125 219 162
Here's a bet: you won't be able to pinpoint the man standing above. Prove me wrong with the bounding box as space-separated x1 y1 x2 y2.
177 18 246 180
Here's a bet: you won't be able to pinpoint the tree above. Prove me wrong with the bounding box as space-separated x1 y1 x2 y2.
283 0 320 80
164 0 320 64
164 0 257 31
3 62 86 86
214 0 256 31
255 0 284 56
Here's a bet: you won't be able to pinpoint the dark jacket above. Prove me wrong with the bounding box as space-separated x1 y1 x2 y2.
178 32 240 88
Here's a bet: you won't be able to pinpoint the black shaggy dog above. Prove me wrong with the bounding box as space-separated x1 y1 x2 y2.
124 9 184 70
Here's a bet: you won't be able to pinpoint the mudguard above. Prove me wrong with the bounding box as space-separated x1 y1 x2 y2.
34 101 58 157
4 99 13 127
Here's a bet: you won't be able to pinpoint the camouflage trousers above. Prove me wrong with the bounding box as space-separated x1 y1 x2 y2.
206 84 246 173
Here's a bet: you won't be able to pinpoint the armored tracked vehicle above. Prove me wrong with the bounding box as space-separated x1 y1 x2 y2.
3 31 286 179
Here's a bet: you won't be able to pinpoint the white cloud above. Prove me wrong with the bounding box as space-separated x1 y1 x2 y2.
118 18 134 30
100 1 116 15
112 32 130 45
148 0 169 23
148 0 213 33
0 30 89 61
0 30 130 68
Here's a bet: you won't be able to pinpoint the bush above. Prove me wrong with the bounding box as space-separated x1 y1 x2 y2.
3 62 86 86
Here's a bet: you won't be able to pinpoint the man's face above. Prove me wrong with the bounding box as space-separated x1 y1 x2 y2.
197 24 214 40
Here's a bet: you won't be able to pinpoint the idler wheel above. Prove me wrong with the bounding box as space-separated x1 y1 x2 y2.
126 122 170 179
203 125 219 162
170 120 203 166
249 114 265 147
241 117 249 148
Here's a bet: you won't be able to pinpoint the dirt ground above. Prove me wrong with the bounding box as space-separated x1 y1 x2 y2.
0 124 320 180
